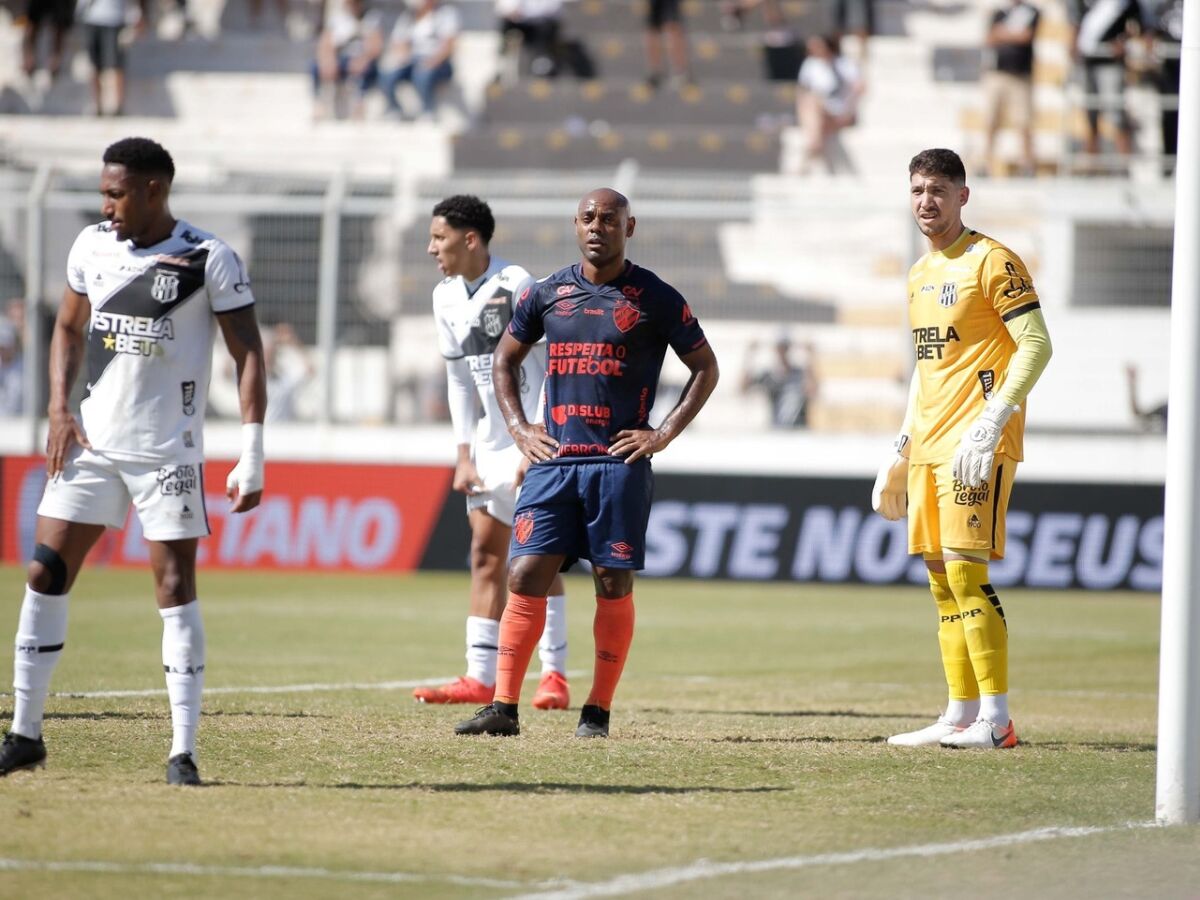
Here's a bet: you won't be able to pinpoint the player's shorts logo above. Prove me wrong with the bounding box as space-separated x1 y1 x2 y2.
938 282 958 308
514 512 535 545
151 270 180 303
967 513 982 529
614 299 640 333
610 541 633 560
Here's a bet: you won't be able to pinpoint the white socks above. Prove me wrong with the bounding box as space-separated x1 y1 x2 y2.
161 601 206 759
12 586 69 739
944 697 980 726
465 615 499 686
538 593 568 675
980 693 1010 726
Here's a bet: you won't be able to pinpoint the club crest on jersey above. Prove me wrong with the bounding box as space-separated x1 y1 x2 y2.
482 307 504 338
514 512 535 545
614 298 640 333
151 270 180 303
938 282 958 308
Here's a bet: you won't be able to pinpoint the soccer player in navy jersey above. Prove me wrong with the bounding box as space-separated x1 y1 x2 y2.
455 188 719 738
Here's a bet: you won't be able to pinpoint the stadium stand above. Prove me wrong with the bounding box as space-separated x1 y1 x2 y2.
0 0 1176 435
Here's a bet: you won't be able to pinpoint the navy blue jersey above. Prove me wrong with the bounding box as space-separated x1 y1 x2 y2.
509 261 707 463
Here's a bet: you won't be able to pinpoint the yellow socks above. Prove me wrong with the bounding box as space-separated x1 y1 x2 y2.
945 560 1008 696
930 569 978 705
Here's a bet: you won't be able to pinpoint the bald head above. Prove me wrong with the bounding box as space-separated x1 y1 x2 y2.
578 188 630 214
575 188 636 277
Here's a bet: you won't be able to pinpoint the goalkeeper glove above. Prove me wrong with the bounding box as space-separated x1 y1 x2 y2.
871 433 910 521
226 422 265 504
952 397 1019 489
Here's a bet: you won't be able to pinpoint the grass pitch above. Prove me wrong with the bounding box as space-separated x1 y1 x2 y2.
0 565 1195 899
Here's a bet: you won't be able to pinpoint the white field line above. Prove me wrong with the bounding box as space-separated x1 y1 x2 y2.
0 673 1152 702
0 823 1158 895
516 822 1161 900
0 857 555 891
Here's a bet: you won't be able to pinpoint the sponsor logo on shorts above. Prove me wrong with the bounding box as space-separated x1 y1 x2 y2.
967 513 982 529
181 504 195 521
514 512 535 545
954 480 991 507
610 541 633 561
157 464 198 496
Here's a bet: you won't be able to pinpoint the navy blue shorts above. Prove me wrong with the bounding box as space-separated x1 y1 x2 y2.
510 459 653 570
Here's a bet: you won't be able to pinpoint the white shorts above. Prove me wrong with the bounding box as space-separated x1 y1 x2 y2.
37 447 210 541
464 443 524 527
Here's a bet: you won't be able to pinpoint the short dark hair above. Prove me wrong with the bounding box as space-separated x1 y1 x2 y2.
431 195 495 244
103 137 176 181
909 148 966 184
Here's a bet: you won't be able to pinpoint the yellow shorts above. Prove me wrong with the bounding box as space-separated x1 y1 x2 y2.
908 455 1017 559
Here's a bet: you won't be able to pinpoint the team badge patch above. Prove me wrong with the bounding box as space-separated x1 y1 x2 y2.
482 307 504 338
151 270 180 303
614 299 640 333
938 282 958 308
514 512 535 545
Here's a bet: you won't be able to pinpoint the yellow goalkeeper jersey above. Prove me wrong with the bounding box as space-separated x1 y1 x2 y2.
907 228 1041 465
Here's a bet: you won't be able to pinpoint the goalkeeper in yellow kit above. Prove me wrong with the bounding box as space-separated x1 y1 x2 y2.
873 148 1052 749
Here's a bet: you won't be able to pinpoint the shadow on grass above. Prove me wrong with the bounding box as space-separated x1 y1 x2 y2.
42 710 326 721
209 780 791 794
1022 740 1156 753
637 708 926 720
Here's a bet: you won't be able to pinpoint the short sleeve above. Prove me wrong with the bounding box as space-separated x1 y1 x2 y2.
981 245 1041 321
433 292 463 359
508 278 546 345
65 227 90 294
656 281 708 357
206 241 255 313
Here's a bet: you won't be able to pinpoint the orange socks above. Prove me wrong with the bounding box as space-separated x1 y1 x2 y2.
586 593 635 710
494 593 547 705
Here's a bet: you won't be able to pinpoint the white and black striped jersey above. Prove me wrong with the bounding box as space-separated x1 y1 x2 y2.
66 219 254 464
433 257 545 454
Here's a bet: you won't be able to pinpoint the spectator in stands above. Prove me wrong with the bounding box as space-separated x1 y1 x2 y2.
77 0 149 116
827 0 874 58
1152 0 1182 175
719 0 784 31
248 0 289 29
643 0 692 89
311 0 385 120
0 303 23 416
263 323 315 423
21 0 74 80
796 33 864 174
380 0 460 120
1065 0 1155 164
982 0 1040 178
496 0 562 78
1124 363 1166 433
740 334 817 429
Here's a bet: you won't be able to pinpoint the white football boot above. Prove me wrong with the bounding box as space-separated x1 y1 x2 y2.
887 717 964 747
939 718 1018 749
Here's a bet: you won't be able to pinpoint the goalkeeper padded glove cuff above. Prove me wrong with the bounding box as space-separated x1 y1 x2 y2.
226 422 265 498
952 398 1018 489
871 433 910 521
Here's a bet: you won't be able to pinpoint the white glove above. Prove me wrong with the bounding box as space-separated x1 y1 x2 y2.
952 398 1019 488
226 422 265 500
871 433 910 521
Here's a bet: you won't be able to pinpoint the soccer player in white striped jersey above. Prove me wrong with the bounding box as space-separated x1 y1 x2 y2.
0 138 268 785
413 194 570 709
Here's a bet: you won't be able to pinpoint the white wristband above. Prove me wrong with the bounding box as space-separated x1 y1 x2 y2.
227 422 265 496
